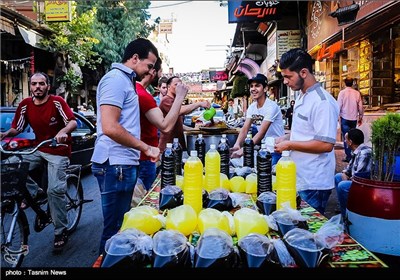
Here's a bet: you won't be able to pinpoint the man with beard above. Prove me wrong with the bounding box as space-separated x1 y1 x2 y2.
231 73 285 166
274 48 339 215
0 72 77 252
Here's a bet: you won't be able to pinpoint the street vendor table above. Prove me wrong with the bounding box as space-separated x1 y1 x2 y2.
93 176 388 269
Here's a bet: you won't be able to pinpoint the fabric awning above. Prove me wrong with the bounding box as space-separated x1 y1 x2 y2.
1 18 15 35
18 25 44 49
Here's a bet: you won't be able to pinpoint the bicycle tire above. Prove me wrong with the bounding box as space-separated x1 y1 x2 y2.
65 175 83 233
1 203 29 268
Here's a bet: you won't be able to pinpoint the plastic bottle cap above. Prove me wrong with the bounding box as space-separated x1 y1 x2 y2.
166 143 172 148
210 144 216 150
173 138 178 142
190 150 198 157
198 134 203 138
282 150 290 157
222 134 226 138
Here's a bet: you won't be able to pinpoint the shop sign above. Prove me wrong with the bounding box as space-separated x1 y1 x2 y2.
209 70 228 82
316 40 343 61
276 30 301 59
159 22 173 34
44 1 71 22
228 0 281 23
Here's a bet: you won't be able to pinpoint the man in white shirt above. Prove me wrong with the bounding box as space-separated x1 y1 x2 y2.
275 48 339 215
337 77 364 162
231 73 285 165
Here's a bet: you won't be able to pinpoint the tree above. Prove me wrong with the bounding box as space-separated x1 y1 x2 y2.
39 3 101 101
88 0 157 69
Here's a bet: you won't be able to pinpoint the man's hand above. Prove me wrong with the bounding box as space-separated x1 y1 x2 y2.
274 140 291 153
54 132 69 143
231 147 243 158
200 100 211 109
175 83 189 99
0 132 7 140
145 145 160 163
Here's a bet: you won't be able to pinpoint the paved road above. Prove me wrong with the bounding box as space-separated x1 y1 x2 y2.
20 170 102 268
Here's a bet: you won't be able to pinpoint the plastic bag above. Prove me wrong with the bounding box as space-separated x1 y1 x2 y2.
314 214 344 249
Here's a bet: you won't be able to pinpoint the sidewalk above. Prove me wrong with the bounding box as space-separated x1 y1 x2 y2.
324 144 347 219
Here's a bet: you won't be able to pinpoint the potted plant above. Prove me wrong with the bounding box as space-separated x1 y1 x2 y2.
370 112 400 182
346 112 400 257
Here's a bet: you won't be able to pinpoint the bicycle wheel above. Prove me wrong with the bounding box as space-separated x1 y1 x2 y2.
1 201 29 268
65 175 83 233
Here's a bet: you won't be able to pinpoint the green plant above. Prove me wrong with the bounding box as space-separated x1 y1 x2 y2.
370 113 400 182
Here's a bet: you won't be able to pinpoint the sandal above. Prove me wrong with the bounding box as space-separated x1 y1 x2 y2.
34 214 52 232
54 231 69 252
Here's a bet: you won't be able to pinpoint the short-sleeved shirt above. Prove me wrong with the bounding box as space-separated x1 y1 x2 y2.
158 95 185 153
137 82 158 161
290 83 339 191
12 95 75 157
91 63 141 165
246 98 285 142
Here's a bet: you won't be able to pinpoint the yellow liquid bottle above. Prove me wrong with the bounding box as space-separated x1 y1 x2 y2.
276 150 297 210
183 150 204 214
204 144 221 192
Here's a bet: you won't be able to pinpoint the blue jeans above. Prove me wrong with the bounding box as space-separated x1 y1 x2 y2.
340 117 357 161
334 173 352 219
298 189 332 215
91 161 139 255
271 152 281 166
139 160 156 191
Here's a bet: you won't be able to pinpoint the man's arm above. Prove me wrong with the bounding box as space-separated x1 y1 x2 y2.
230 118 252 158
252 121 271 145
101 104 160 161
145 83 188 133
275 139 334 154
54 120 77 143
0 127 20 140
180 100 210 115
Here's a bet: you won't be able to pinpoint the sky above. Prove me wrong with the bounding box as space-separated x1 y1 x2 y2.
148 1 237 73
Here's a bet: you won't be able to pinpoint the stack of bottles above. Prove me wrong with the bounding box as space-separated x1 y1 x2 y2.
195 134 206 166
204 144 221 192
172 138 183 175
256 143 272 197
243 133 254 168
183 150 203 214
275 150 297 210
161 143 176 189
217 136 230 177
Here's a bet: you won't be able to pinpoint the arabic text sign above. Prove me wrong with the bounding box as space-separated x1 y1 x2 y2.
45 1 71 22
228 0 281 23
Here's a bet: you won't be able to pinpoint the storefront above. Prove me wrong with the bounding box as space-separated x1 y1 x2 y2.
307 1 400 108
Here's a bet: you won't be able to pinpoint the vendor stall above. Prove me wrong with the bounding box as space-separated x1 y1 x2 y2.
93 175 388 269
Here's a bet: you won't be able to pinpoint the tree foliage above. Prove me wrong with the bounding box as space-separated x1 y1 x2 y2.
39 4 101 69
370 113 400 182
84 0 157 69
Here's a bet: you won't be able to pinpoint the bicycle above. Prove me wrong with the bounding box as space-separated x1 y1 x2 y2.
0 139 93 267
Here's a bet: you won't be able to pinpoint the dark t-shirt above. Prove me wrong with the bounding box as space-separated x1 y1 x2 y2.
158 95 185 153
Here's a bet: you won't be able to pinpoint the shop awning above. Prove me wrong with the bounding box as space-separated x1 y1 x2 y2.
233 58 260 79
18 25 45 49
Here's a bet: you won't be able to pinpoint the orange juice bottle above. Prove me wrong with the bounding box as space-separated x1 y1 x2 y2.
183 150 204 214
276 150 296 210
204 144 221 192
